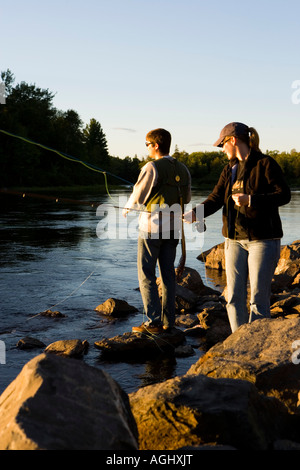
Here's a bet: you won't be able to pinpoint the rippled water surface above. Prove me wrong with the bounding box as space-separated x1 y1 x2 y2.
1 188 299 394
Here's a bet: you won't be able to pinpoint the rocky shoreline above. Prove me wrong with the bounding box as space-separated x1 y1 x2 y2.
1 240 300 450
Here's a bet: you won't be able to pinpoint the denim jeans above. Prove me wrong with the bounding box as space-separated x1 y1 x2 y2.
224 238 280 332
137 232 179 328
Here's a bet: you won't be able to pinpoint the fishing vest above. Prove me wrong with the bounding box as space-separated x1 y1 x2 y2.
145 157 190 212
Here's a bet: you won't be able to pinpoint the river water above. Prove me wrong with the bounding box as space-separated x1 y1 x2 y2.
0 188 299 395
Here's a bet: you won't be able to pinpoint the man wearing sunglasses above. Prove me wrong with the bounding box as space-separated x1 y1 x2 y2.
123 128 191 334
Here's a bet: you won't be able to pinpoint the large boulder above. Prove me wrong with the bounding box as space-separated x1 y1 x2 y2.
187 317 300 414
0 353 138 450
129 373 287 450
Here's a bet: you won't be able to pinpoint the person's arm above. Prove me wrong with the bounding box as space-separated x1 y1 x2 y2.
183 164 228 223
123 162 157 216
250 157 291 209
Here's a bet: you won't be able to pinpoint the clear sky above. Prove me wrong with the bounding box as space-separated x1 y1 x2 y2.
1 0 300 159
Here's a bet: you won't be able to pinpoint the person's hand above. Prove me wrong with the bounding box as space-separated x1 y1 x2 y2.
122 208 130 218
232 193 250 207
183 209 196 223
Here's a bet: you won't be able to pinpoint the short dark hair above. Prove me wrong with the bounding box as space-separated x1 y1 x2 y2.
146 128 171 155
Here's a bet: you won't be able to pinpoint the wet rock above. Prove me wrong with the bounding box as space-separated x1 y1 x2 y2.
0 353 138 450
272 260 300 292
174 344 195 357
95 298 138 317
94 328 185 359
196 303 231 349
175 266 205 294
16 336 46 350
270 292 300 317
175 313 199 328
44 339 89 358
197 243 225 271
129 373 287 450
180 297 230 348
175 284 198 311
276 240 300 268
175 266 220 296
40 309 66 318
187 317 300 414
183 324 206 337
157 267 220 314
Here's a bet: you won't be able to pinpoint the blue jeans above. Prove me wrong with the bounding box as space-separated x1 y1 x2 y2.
225 238 280 332
137 232 179 328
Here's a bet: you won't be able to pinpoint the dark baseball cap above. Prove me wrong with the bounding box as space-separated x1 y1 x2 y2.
214 122 249 147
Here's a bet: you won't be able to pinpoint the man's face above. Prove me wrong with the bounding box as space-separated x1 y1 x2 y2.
146 140 158 159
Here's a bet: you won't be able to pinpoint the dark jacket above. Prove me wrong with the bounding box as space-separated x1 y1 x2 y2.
200 150 291 240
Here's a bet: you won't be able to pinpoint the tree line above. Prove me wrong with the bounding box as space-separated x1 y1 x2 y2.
1 69 299 190
172 147 300 188
0 70 141 188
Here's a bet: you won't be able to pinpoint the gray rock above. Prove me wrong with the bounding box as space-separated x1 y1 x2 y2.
187 317 300 414
0 353 138 450
129 373 287 450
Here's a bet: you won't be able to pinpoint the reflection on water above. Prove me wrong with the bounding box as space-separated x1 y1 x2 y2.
0 189 299 394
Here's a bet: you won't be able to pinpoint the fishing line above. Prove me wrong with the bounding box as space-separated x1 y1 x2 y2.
0 129 195 222
0 129 134 194
27 270 95 320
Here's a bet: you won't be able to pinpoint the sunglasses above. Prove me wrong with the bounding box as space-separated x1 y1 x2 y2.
145 141 153 147
222 136 232 146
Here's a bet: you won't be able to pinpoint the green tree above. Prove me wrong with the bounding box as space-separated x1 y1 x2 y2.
82 118 110 169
